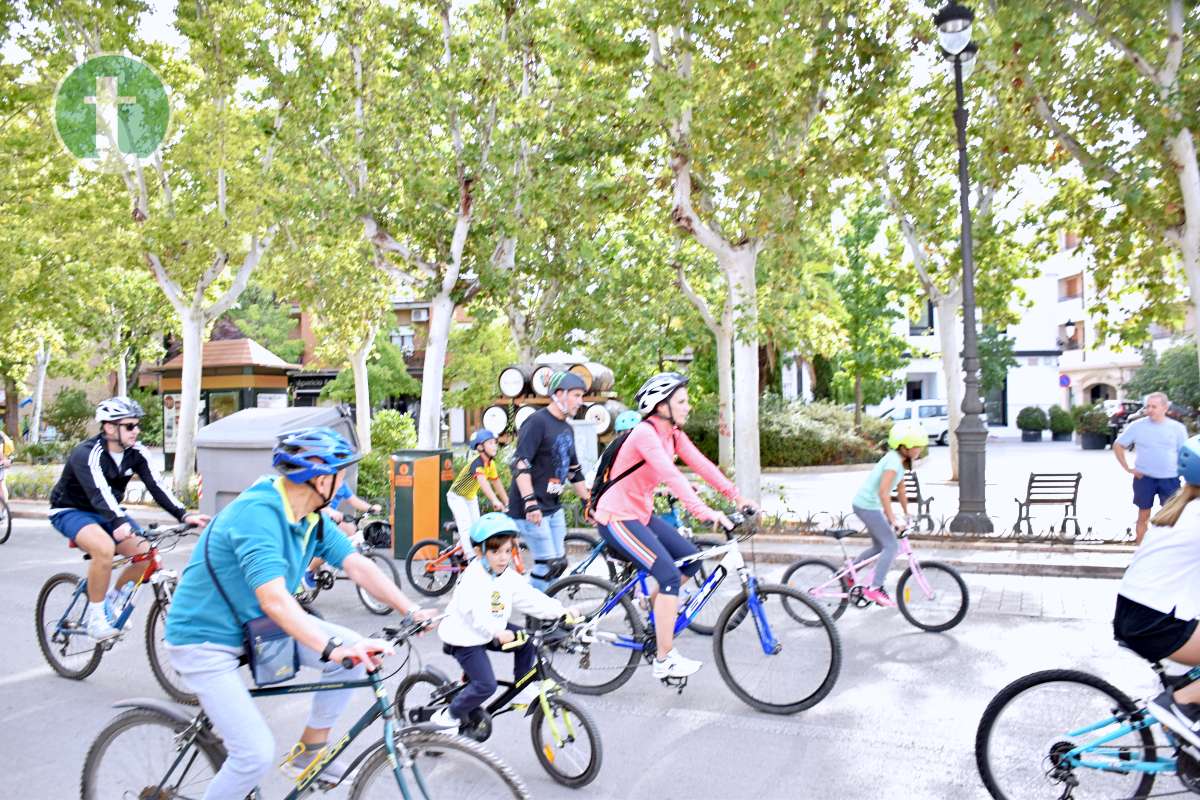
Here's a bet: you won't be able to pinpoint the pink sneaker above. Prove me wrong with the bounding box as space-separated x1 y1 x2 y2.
862 586 896 608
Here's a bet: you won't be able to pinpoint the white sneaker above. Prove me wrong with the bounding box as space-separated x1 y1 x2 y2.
652 648 701 679
427 708 460 730
86 608 120 642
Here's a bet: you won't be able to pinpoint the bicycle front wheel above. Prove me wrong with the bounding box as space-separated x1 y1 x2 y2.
81 707 224 800
145 596 197 704
781 558 850 622
36 572 103 679
543 575 645 695
976 669 1155 800
405 539 459 597
350 731 529 799
358 552 402 615
0 496 11 544
896 560 969 632
713 583 841 714
530 695 603 788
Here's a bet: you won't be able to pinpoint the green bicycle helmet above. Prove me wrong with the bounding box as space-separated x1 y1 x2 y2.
888 422 929 451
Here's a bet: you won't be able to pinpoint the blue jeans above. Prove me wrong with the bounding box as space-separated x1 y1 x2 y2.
517 508 566 590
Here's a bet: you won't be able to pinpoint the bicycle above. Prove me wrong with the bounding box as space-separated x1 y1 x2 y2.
35 521 197 703
404 523 534 597
395 618 603 788
974 658 1200 799
295 512 403 615
0 493 10 544
781 524 970 632
80 617 531 800
543 509 843 715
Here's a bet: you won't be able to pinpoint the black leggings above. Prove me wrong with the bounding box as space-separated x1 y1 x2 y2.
598 515 701 595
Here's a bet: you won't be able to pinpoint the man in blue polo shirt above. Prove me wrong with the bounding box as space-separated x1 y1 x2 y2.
166 427 432 798
1115 392 1189 544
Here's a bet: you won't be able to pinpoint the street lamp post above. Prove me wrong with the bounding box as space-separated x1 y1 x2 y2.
936 2 993 533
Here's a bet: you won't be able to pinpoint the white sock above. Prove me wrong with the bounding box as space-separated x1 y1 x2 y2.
88 601 107 620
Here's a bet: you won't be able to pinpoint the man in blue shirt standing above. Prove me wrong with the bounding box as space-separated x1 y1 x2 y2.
166 427 432 798
1115 392 1189 544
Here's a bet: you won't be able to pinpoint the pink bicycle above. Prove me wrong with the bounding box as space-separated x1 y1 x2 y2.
782 525 969 632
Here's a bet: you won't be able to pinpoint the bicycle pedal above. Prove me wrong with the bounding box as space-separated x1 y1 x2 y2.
659 675 688 694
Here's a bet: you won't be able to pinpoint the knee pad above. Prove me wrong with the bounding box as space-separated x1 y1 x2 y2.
536 556 568 581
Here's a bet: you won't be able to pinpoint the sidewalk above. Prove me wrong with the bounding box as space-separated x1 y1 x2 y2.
9 499 1131 579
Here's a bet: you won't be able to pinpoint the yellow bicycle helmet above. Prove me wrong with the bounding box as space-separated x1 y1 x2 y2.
888 422 929 451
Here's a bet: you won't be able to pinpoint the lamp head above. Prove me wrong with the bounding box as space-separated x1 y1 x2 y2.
935 2 975 55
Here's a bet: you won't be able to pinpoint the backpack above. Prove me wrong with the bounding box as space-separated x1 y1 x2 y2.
585 426 646 519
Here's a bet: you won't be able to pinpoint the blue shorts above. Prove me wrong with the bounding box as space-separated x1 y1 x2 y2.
1133 476 1181 510
49 509 142 542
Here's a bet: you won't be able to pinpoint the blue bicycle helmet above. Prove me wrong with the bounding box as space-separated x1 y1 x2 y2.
1179 436 1200 486
273 427 363 483
469 429 497 449
469 512 521 545
613 410 641 433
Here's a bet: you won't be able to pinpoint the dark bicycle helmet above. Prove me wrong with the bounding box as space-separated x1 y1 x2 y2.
548 370 587 395
273 427 363 483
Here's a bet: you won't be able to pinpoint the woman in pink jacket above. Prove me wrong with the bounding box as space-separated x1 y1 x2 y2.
593 372 755 681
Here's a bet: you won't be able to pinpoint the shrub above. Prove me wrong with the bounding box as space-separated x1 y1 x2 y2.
1016 406 1048 432
356 411 419 502
685 397 886 468
16 440 70 465
45 387 92 443
1075 404 1111 435
6 466 60 500
1048 405 1075 435
129 387 164 446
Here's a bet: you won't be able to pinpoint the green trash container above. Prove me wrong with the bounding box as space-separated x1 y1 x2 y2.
389 449 455 559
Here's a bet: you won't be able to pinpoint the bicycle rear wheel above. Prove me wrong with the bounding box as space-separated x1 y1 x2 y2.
358 552 402 615
781 558 850 621
896 560 969 632
0 496 11 544
975 669 1156 800
565 532 616 582
81 707 224 800
394 670 455 726
36 572 103 679
543 575 645 695
531 695 603 788
405 539 459 597
350 731 529 799
145 595 197 704
713 583 841 714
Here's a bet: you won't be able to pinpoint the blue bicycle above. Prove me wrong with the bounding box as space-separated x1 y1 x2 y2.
976 661 1200 798
544 510 842 714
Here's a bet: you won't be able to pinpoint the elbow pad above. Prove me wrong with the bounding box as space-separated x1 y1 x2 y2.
513 459 534 478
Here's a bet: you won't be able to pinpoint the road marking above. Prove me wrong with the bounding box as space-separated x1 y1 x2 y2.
0 666 53 687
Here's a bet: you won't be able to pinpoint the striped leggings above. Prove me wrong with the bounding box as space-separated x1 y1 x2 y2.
597 516 701 595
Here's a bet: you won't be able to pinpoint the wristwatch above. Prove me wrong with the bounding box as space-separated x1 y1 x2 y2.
320 636 344 663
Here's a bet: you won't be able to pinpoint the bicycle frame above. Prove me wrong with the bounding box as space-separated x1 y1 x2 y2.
806 532 936 603
1054 711 1176 776
156 668 429 800
56 538 176 639
419 542 465 576
583 534 780 656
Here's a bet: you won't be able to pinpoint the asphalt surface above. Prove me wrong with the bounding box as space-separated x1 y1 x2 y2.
0 516 1182 799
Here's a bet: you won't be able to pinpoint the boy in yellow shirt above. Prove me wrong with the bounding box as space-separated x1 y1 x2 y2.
447 430 508 554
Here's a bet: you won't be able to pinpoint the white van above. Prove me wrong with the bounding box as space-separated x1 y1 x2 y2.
879 400 952 446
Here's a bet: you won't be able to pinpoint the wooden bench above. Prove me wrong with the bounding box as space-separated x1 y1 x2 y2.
1013 472 1082 538
890 470 935 532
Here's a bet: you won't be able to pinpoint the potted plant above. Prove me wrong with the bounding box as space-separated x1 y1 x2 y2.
1076 404 1111 450
1048 405 1075 442
1016 406 1048 442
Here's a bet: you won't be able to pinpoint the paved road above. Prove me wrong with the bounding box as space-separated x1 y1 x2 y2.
0 516 1179 799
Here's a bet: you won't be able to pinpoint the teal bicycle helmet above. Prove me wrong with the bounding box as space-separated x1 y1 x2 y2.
470 512 521 545
613 410 641 433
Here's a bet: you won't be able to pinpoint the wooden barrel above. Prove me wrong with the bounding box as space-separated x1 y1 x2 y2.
581 402 613 434
514 404 538 432
569 362 615 393
482 405 511 436
497 365 533 398
531 364 562 396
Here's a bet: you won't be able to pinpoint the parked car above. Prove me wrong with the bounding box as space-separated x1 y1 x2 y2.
878 400 963 446
1102 400 1142 443
1121 400 1198 433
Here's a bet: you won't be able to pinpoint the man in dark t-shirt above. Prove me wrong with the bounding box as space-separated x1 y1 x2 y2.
509 371 590 589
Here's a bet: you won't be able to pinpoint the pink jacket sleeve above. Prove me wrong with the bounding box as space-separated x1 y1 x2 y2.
629 426 721 523
674 430 739 502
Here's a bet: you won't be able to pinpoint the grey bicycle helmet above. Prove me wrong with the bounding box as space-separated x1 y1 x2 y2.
95 396 146 423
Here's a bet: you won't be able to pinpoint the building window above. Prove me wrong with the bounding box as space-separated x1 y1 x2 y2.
909 300 934 335
390 326 416 355
1058 273 1083 300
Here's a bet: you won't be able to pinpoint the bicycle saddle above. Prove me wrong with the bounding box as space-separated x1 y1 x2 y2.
823 528 857 540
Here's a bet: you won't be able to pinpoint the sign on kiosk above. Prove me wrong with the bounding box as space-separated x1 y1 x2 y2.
162 394 182 454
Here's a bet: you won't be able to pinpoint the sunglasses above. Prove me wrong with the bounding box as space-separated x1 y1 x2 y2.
118 422 141 432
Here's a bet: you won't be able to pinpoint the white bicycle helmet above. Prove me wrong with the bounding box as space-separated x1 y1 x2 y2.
95 396 145 423
635 372 688 415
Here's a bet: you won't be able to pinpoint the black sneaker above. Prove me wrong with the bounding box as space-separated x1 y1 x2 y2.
1148 689 1200 749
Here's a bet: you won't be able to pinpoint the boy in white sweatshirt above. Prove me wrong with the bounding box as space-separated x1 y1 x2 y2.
431 512 575 729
